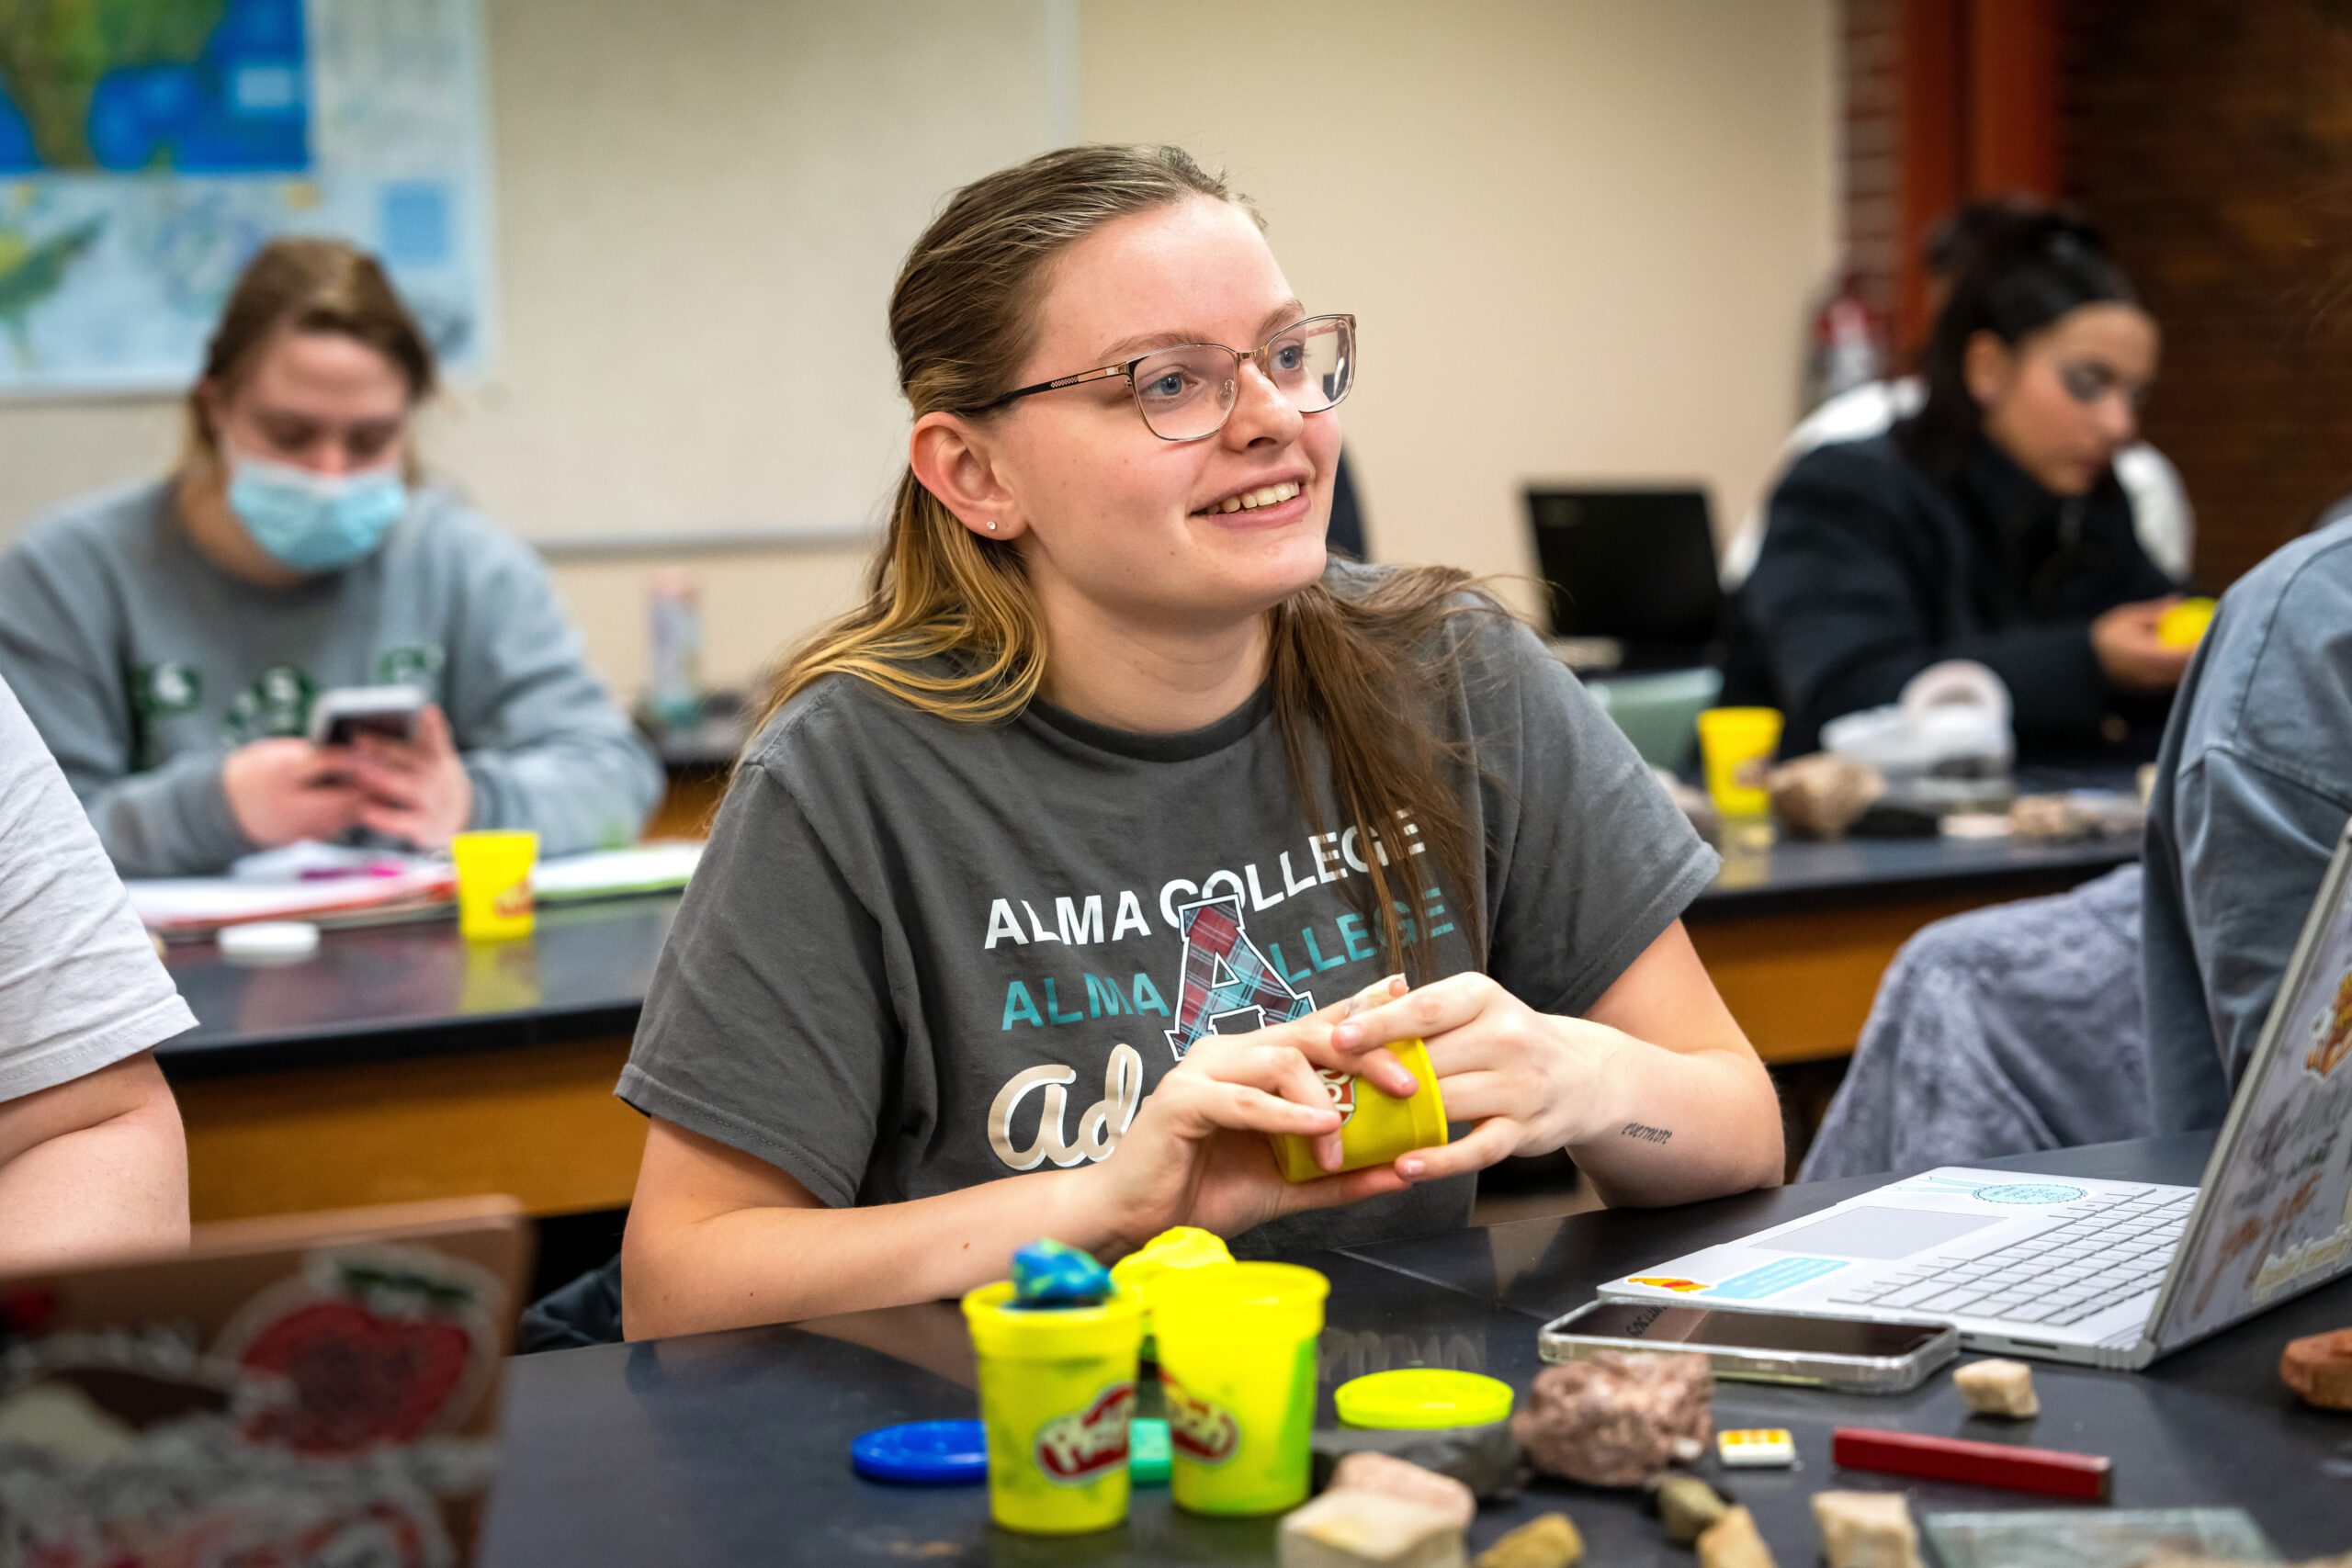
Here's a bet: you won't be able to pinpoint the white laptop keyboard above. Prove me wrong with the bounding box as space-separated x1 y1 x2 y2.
1825 1187 2197 1326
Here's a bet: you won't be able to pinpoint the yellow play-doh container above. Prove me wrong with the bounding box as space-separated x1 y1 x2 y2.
961 1280 1144 1535
1269 1038 1448 1183
1698 706 1783 818
1152 1262 1328 1517
452 829 537 942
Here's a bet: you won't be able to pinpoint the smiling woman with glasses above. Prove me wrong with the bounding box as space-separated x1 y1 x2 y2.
613 144 1782 1340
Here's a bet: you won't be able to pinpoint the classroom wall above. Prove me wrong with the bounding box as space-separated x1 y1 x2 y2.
0 1 1837 701
2064 0 2352 590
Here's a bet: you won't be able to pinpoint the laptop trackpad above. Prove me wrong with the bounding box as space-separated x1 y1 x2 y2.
1759 1206 2003 1261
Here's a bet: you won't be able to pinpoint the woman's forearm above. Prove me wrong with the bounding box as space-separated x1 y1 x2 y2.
621 1165 1125 1339
0 1097 188 1270
1561 1026 1784 1208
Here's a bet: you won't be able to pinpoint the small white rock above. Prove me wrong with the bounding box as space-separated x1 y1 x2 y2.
1953 1358 2040 1419
1280 1489 1468 1568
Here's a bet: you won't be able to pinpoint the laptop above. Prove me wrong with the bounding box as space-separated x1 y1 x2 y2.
1600 820 2352 1370
1525 486 1724 671
0 1196 530 1561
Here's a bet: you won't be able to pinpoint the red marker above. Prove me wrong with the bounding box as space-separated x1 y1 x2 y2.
1831 1427 2112 1501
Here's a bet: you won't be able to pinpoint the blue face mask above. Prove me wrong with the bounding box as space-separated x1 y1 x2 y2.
227 453 409 574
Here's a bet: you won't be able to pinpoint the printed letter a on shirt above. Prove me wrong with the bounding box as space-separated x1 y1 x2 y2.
1163 895 1315 1060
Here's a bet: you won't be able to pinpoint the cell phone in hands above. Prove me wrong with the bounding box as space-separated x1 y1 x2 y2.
1538 1298 1960 1393
306 684 428 748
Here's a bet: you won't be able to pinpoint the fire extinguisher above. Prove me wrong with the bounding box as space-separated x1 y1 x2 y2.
1804 266 1889 412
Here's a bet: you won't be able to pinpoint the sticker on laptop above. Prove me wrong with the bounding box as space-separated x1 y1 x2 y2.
1971 1183 2088 1206
1704 1258 1846 1301
1625 1276 1710 1293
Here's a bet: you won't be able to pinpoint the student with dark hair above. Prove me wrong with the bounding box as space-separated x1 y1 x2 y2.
0 238 662 876
1724 209 2188 760
1721 198 2193 589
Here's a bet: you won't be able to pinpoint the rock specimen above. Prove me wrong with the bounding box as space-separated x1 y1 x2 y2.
1697 1506 1780 1568
1329 1451 1477 1530
1811 1490 1921 1568
1656 1474 1731 1545
1278 1489 1467 1568
1953 1358 2040 1418
1312 1422 1524 1502
1769 754 1884 840
1510 1352 1712 1487
1470 1512 1584 1568
2280 1328 2352 1411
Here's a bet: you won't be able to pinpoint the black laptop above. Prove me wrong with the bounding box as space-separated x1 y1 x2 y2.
1524 486 1724 671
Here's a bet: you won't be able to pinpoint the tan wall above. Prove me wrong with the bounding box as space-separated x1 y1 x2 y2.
0 1 1834 701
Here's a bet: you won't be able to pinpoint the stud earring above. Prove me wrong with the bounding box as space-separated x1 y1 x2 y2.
984 519 999 532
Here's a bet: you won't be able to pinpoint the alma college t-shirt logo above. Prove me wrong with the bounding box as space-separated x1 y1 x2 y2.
987 896 1317 1173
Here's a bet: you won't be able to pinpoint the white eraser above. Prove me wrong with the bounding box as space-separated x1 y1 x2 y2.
1717 1427 1797 1468
219 920 322 962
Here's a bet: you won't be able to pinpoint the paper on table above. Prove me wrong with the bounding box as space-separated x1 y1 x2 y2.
129 866 457 931
532 842 702 901
129 841 701 933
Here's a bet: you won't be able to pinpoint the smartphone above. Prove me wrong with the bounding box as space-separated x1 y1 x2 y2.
1538 1298 1960 1393
307 684 428 747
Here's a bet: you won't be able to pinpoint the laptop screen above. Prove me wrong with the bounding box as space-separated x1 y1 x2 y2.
1525 487 1723 659
2154 824 2352 1353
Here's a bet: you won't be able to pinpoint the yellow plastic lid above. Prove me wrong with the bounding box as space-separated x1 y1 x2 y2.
1334 1369 1515 1429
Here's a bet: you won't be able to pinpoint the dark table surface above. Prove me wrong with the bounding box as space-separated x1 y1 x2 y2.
480 1136 2352 1564
155 822 2132 1077
154 897 678 1077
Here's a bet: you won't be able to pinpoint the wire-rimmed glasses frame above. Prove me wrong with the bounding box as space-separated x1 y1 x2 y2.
970 313 1355 442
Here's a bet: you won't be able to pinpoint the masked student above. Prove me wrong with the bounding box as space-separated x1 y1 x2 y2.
614 145 1784 1339
0 239 662 877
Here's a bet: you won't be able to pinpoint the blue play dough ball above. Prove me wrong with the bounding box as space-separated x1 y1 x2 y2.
1011 1238 1111 1306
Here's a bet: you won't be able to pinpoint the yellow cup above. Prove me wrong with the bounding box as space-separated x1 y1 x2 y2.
452 829 538 942
1153 1262 1328 1516
961 1280 1144 1535
1697 706 1783 818
1269 1039 1449 1183
2158 596 2216 649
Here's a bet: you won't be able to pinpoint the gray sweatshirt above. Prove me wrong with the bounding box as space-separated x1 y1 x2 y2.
0 479 664 877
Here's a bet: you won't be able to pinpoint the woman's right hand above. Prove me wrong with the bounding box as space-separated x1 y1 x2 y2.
222 738 365 848
2092 596 2194 693
1080 1005 1419 1254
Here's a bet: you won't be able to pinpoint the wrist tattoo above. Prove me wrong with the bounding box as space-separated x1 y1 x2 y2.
1621 1122 1673 1145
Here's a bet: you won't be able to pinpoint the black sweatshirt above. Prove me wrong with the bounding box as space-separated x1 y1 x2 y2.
1721 433 2178 760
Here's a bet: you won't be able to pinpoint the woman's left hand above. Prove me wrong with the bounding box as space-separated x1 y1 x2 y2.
344 704 474 851
1330 973 1620 1182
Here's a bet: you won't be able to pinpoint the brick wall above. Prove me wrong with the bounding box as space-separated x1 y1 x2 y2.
1843 0 1905 330
2064 0 2352 589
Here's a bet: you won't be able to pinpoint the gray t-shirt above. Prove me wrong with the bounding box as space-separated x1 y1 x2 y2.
2143 512 2352 1129
619 567 1720 1256
1 671 194 1101
0 479 664 877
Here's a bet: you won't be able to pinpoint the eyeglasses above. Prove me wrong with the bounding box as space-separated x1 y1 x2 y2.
975 313 1355 442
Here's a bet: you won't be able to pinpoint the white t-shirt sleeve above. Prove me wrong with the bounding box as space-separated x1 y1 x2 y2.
0 673 194 1101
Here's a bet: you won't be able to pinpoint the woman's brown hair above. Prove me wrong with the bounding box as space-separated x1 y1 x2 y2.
182 237 436 479
758 144 1493 976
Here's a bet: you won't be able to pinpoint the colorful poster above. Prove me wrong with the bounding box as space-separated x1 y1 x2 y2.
0 0 492 392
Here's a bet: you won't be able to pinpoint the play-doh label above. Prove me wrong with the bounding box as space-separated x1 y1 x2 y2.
1035 1382 1134 1483
1163 1380 1239 1464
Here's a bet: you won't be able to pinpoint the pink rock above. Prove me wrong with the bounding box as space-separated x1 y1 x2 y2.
1510 1352 1713 1488
1329 1451 1477 1529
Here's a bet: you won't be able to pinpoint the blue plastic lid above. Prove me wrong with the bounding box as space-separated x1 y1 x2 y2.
851 1419 988 1484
